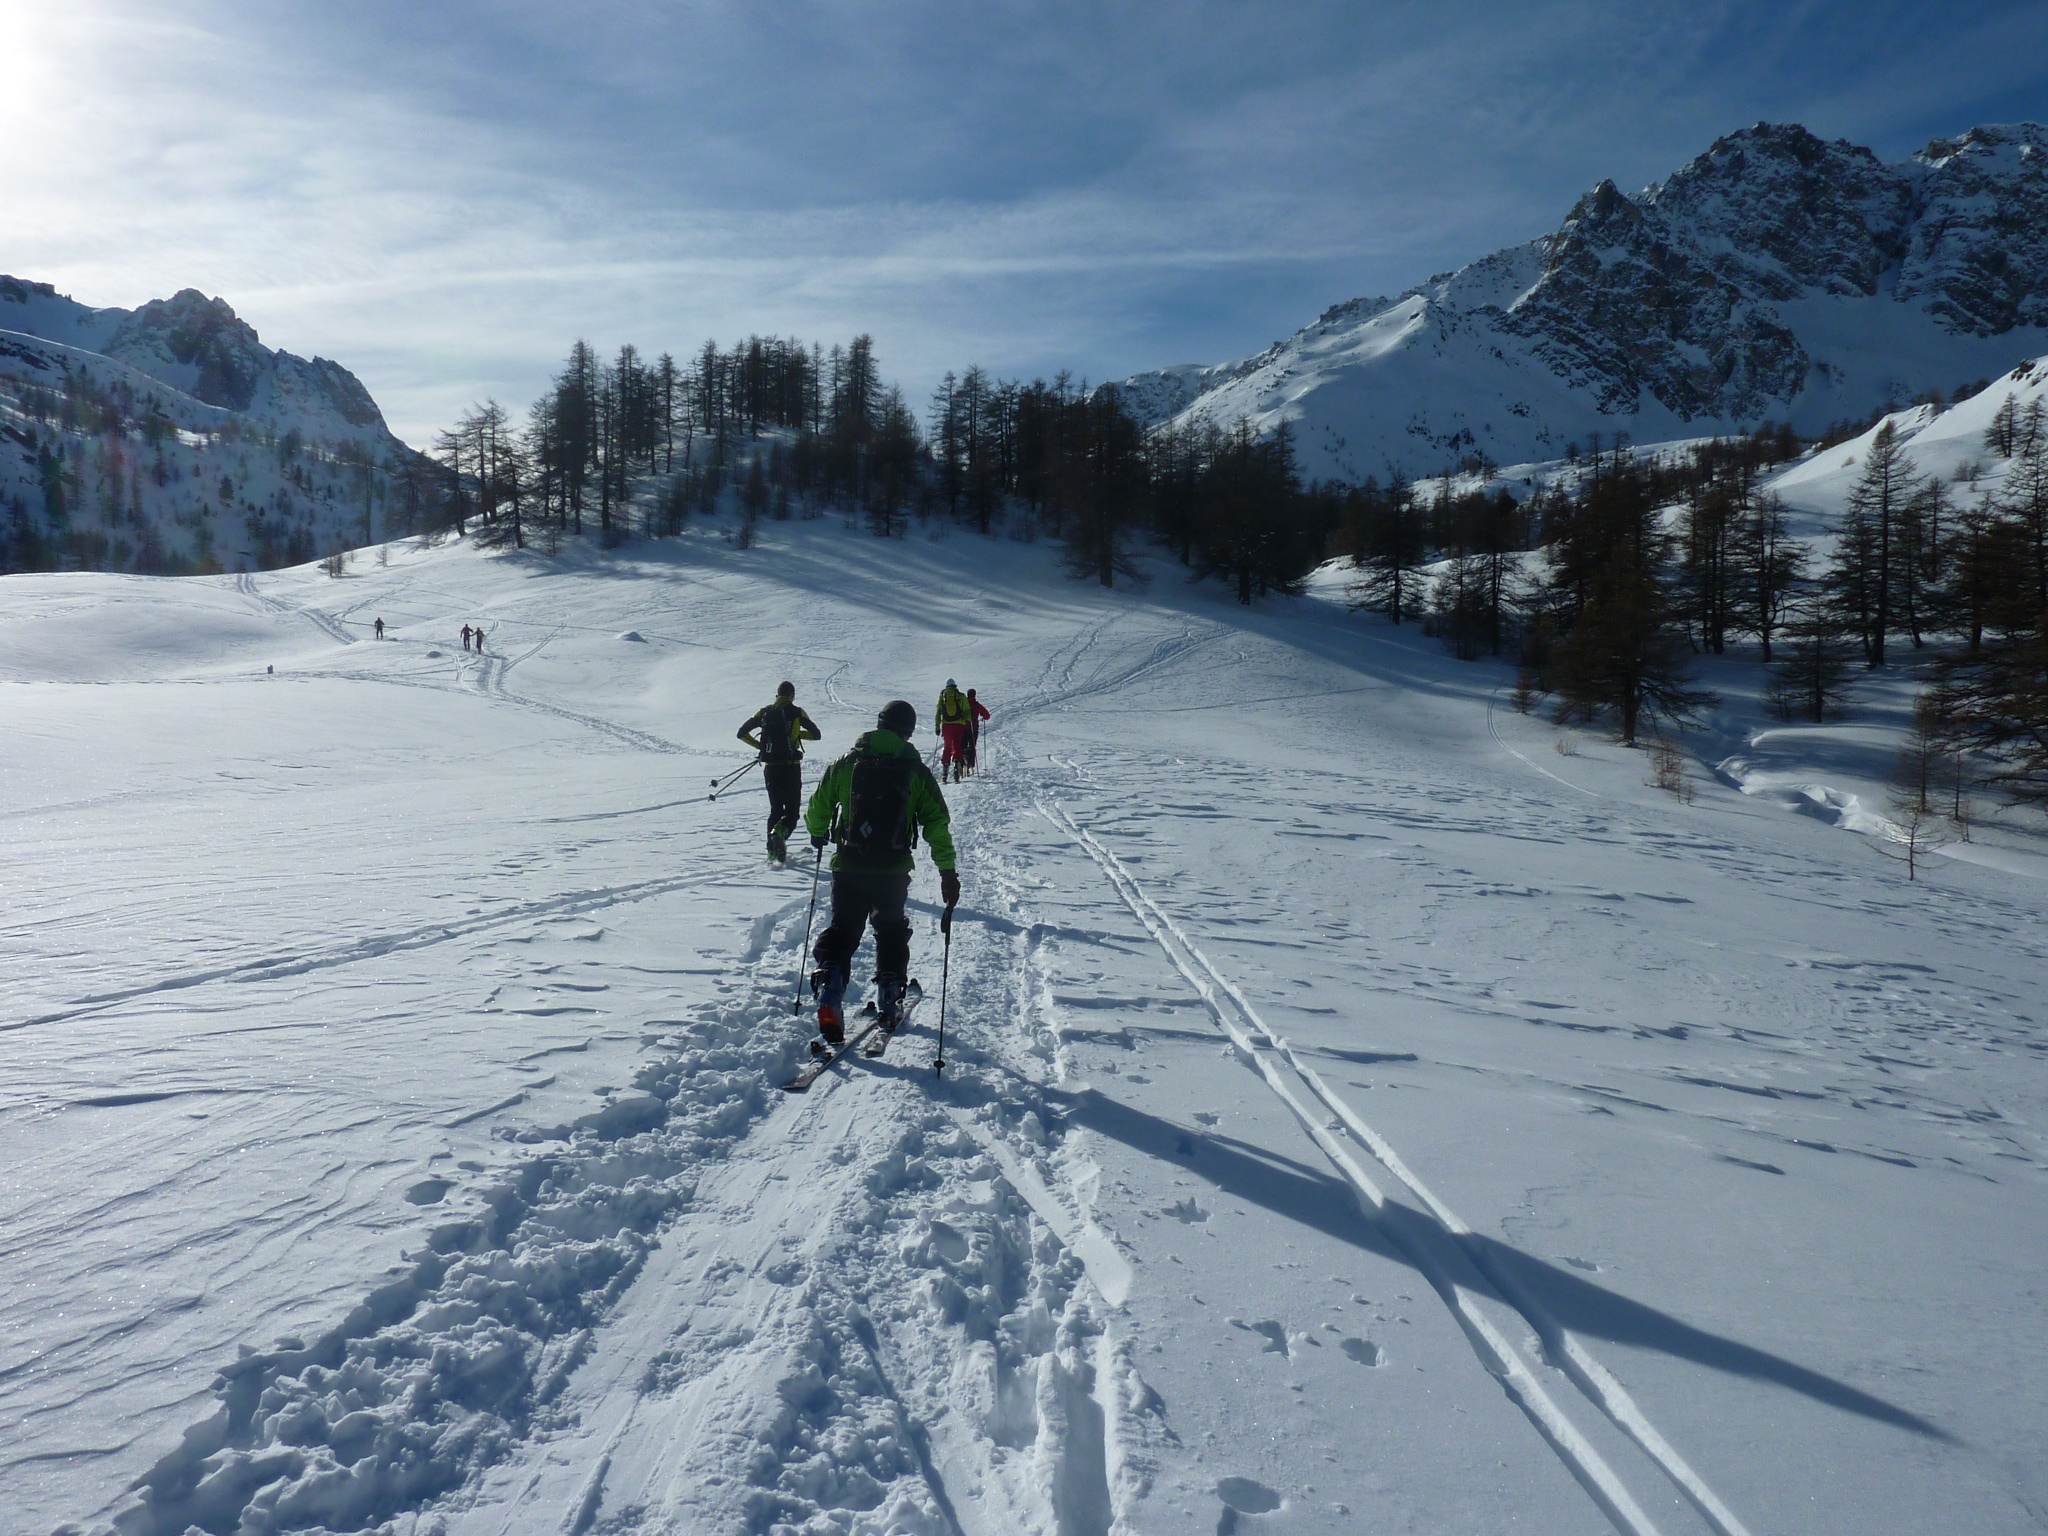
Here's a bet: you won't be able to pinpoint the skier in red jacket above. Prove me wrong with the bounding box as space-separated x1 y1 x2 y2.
962 688 991 775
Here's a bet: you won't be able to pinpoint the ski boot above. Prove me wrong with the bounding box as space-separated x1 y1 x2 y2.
876 976 906 1034
767 833 787 865
813 967 848 1051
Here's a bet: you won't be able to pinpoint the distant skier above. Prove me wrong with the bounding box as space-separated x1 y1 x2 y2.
936 679 972 782
737 681 822 863
474 627 485 653
962 687 991 775
461 624 472 651
373 617 385 640
804 699 960 1044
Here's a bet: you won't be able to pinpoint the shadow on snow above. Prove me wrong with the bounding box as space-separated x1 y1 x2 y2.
1052 1082 1952 1444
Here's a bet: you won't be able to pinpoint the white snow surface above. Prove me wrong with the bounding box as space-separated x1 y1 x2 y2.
3 519 2045 1536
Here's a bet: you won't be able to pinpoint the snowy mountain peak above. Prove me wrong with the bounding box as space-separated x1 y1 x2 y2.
0 276 423 574
1134 121 2048 483
0 276 395 440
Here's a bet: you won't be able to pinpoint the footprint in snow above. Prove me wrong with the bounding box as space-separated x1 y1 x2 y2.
1339 1337 1383 1366
1216 1476 1284 1527
1230 1318 1291 1355
1166 1198 1209 1223
405 1178 452 1206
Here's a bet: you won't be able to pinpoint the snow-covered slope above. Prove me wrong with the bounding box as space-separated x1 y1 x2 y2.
1132 123 2048 484
1768 352 2048 525
1399 350 2048 541
0 276 424 575
3 521 2044 1536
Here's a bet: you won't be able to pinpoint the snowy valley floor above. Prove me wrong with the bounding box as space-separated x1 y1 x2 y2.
2 521 2045 1536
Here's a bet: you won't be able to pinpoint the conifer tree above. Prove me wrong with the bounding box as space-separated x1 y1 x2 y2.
1541 454 1714 745
1348 473 1427 625
1829 422 1919 666
1191 421 1324 604
1997 402 2048 614
741 453 769 522
1057 386 1149 588
864 386 920 537
1682 475 1739 654
1732 489 1802 661
1765 601 1857 721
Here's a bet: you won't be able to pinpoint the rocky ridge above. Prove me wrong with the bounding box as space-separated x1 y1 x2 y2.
1125 122 2048 483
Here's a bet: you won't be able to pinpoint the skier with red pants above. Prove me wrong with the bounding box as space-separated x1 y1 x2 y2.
738 682 821 863
804 699 960 1044
936 679 973 783
962 688 991 774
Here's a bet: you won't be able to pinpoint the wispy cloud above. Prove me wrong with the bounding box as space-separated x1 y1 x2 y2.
4 0 2040 442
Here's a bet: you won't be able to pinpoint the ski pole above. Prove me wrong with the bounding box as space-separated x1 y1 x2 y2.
791 844 823 1016
709 757 762 801
933 906 952 1079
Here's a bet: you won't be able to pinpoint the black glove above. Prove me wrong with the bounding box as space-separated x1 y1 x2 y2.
811 835 828 850
940 870 961 909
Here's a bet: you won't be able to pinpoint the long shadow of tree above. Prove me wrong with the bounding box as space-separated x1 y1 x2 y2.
1049 1083 1949 1442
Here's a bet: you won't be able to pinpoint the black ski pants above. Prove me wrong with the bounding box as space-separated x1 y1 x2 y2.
764 762 802 841
813 869 911 988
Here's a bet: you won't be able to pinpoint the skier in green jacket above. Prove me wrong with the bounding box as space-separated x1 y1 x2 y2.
803 699 960 1044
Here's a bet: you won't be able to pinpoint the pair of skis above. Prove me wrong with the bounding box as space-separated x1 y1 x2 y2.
780 980 924 1092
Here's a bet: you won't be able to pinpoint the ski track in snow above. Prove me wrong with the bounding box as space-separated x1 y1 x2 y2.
1037 793 1748 1536
5 525 2045 1536
235 572 358 647
8 863 758 1033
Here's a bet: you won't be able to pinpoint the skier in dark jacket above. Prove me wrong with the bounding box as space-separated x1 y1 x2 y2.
803 699 959 1043
739 682 822 863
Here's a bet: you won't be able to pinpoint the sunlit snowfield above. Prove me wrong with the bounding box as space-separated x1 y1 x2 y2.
3 520 2045 1536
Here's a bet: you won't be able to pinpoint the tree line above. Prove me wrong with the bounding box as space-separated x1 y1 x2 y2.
432 337 1336 601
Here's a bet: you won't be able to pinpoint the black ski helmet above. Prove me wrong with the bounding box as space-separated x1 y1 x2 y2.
878 699 916 736
777 680 795 699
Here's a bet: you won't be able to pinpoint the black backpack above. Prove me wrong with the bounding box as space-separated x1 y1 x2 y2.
838 744 917 860
758 701 802 762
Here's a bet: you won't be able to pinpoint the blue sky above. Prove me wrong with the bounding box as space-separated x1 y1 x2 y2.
5 0 2045 444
